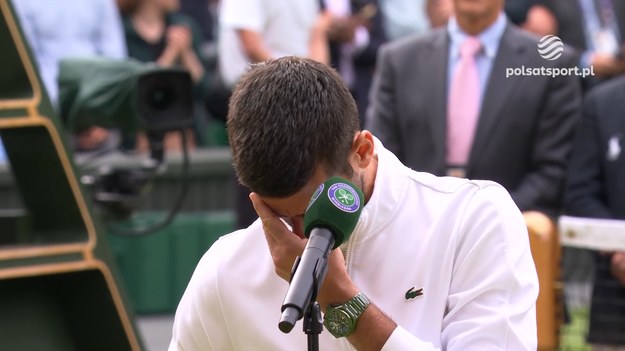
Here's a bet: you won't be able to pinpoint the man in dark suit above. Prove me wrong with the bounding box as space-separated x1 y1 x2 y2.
366 0 582 216
564 76 625 347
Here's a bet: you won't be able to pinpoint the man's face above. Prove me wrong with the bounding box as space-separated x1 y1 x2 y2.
453 0 503 20
259 167 330 237
259 165 358 237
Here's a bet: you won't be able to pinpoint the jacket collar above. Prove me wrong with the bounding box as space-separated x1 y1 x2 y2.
351 137 410 242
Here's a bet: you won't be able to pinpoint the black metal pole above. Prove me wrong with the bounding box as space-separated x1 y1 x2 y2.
304 301 323 351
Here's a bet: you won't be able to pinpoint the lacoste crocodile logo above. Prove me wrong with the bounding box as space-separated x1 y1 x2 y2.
405 287 424 300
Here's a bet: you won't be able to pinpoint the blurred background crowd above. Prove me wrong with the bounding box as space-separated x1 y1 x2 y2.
1 0 625 349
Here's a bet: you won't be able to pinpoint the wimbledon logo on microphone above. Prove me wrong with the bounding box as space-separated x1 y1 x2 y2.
328 183 360 213
537 35 564 60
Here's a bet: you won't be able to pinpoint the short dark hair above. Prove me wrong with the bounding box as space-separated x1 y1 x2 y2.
227 56 360 198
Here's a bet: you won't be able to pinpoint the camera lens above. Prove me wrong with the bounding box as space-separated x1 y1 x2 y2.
148 85 176 110
137 70 194 131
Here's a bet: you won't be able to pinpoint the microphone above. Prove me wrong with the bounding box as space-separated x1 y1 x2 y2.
278 176 364 333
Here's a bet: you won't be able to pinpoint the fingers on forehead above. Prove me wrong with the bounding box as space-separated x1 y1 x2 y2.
249 193 274 218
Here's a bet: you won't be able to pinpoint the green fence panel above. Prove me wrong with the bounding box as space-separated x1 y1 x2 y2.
107 211 235 314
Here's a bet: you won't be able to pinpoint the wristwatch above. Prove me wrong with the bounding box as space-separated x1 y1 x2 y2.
323 292 370 338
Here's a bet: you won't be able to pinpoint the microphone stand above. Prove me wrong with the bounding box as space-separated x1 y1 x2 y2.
305 257 325 351
303 284 323 351
280 256 325 351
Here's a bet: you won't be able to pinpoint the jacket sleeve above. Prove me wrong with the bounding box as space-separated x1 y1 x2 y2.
383 183 539 350
366 44 404 160
509 50 582 216
168 241 230 351
563 90 613 219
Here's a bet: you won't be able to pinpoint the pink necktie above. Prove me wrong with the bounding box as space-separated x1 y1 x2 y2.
447 36 482 166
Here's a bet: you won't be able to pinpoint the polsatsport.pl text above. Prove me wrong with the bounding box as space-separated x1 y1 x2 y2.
506 66 595 78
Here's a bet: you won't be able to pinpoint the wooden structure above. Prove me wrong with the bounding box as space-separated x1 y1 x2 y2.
525 211 564 351
0 1 142 349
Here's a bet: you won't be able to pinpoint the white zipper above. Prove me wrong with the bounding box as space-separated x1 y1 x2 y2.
339 227 360 351
341 234 353 271
342 221 363 272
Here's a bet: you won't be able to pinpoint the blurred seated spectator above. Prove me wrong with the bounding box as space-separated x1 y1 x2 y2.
564 75 625 348
118 0 211 151
543 0 625 89
11 0 126 153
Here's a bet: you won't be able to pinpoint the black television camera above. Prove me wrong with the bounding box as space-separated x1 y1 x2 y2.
59 58 195 228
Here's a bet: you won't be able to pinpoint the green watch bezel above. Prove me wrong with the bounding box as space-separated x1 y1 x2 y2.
323 292 370 338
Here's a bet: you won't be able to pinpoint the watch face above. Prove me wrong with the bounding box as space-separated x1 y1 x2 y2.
325 310 353 337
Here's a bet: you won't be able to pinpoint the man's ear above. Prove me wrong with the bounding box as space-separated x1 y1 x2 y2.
351 131 375 169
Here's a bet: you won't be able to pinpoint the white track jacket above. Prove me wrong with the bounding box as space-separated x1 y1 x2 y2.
169 140 539 350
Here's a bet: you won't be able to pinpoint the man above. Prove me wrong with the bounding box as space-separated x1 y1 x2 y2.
367 0 582 217
565 76 625 349
169 56 539 350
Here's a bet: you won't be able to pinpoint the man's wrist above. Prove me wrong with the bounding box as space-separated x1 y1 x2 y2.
318 284 359 312
323 292 371 338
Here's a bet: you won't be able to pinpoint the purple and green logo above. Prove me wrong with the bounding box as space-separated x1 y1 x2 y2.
328 183 360 213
